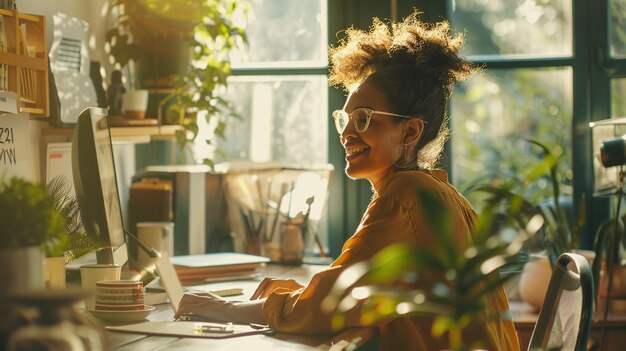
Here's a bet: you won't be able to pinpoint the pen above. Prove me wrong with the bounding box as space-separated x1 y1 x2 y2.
249 323 269 330
193 322 234 334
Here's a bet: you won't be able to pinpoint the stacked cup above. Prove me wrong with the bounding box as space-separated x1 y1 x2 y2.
94 280 145 311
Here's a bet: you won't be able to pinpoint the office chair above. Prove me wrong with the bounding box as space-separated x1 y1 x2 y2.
527 252 593 351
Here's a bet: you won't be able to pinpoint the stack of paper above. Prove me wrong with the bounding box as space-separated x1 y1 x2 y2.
170 252 270 286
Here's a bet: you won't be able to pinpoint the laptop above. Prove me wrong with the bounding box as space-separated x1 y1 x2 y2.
152 252 254 316
152 252 186 315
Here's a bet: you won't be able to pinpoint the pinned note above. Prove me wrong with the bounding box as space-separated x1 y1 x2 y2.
0 113 30 179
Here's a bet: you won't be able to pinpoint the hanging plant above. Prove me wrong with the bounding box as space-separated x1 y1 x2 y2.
105 0 249 167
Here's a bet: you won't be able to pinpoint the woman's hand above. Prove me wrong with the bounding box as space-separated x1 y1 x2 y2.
174 292 234 321
250 278 304 300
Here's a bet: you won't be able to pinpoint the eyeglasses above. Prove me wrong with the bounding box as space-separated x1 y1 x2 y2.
331 108 414 134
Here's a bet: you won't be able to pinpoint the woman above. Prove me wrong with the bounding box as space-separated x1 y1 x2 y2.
175 11 520 350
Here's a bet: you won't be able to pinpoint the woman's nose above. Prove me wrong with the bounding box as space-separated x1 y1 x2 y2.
340 117 357 139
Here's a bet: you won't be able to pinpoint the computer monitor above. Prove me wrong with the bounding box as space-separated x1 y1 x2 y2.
72 107 128 267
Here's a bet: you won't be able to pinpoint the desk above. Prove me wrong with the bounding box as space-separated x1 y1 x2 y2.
104 263 375 351
511 301 626 351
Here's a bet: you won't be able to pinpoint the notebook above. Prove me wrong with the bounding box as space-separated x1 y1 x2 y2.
171 252 269 286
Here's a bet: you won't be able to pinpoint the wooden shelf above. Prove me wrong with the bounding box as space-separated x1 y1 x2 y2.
41 124 181 143
0 9 48 117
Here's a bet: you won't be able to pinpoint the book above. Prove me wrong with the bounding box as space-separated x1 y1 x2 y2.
144 291 168 305
109 115 159 127
174 261 265 274
0 15 7 91
170 252 270 269
170 252 270 285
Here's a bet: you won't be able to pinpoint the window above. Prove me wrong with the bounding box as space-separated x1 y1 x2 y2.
445 0 626 247
449 0 572 59
208 0 329 166
448 0 575 203
612 78 626 117
610 0 626 117
610 0 626 58
450 68 573 202
193 0 331 254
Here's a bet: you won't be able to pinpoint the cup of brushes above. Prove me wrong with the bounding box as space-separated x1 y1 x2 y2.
239 194 320 264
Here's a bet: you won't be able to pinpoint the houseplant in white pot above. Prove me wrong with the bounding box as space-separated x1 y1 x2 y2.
467 139 588 310
0 176 66 292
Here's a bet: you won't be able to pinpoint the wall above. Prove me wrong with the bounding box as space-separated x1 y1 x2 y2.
18 0 112 68
15 0 115 182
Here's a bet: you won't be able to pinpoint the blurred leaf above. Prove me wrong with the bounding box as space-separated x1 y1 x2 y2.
323 187 543 350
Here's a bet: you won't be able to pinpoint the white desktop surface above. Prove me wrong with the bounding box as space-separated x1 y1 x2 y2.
103 263 374 350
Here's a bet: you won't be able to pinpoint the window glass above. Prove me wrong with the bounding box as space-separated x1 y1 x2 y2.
612 78 626 116
230 0 328 67
450 68 573 204
610 0 626 58
207 75 328 165
448 0 573 59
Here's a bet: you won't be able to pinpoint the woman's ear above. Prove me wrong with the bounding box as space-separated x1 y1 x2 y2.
403 118 424 145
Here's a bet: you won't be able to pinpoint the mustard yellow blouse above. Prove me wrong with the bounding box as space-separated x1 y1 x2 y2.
262 170 520 350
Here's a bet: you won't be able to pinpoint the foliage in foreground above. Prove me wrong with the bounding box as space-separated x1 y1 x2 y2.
45 175 109 262
0 177 65 251
322 190 543 350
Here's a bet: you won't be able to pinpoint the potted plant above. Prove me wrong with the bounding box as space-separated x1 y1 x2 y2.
0 177 66 292
466 139 588 310
105 0 248 167
43 176 109 288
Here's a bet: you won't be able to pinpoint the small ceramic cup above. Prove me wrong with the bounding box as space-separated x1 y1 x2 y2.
80 264 121 311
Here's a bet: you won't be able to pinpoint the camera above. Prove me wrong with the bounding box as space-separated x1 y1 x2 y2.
600 135 626 168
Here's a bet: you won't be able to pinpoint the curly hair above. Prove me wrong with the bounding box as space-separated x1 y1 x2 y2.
329 11 478 169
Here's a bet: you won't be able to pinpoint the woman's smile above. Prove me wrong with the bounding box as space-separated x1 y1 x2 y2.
345 145 370 158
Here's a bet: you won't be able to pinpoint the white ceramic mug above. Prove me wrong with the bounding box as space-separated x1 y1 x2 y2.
80 264 121 310
122 90 149 119
136 222 174 267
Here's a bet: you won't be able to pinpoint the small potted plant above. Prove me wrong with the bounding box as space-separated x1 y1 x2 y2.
0 176 66 292
43 176 109 288
466 139 589 310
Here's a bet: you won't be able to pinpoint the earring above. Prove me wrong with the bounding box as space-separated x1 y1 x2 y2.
394 141 411 168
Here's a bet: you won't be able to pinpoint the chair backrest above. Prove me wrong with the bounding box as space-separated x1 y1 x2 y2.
528 252 594 351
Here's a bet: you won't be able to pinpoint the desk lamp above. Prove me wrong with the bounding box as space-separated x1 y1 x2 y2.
124 229 162 285
589 120 626 351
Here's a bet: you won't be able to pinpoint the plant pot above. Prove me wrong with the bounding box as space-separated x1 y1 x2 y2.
134 36 192 89
519 250 595 310
0 246 44 293
43 256 66 289
599 262 626 298
519 254 552 311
